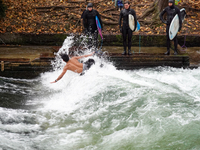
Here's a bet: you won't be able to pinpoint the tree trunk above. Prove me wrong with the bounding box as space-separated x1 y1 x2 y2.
139 0 170 26
157 0 169 12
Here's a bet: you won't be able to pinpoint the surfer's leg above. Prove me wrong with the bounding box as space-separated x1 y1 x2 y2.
82 59 95 74
165 25 170 55
173 35 178 55
128 28 133 55
122 26 127 55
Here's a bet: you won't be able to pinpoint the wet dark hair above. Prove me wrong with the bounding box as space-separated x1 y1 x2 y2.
124 1 130 4
60 53 69 62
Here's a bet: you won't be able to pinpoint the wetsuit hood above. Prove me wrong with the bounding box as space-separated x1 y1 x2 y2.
168 0 174 8
87 3 93 8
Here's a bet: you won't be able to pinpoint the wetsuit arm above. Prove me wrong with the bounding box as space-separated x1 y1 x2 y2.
160 8 167 24
119 11 123 29
83 11 88 29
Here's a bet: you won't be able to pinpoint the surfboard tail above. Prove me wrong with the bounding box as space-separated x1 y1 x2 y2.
135 21 140 32
98 30 103 40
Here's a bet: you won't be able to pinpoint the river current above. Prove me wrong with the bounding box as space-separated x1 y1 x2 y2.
0 37 200 150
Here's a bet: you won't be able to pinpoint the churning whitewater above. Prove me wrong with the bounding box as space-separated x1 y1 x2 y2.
0 36 200 150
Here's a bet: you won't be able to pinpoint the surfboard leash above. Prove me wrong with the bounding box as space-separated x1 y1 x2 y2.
139 34 141 53
180 34 187 51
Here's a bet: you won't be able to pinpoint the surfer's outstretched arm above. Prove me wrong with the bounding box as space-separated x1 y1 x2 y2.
50 67 67 83
119 11 122 30
74 52 94 60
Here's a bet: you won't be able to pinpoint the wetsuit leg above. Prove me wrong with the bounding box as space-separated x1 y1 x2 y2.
87 33 92 49
165 25 170 55
128 28 133 54
87 26 93 49
87 27 98 49
122 26 128 53
173 35 178 55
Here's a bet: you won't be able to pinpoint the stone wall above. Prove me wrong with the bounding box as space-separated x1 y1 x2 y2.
0 33 199 47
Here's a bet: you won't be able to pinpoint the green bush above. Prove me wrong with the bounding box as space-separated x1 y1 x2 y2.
0 0 7 18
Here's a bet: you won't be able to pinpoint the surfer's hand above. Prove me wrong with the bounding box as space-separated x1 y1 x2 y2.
50 80 57 83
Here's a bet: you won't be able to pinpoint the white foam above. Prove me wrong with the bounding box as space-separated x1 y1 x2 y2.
1 36 200 149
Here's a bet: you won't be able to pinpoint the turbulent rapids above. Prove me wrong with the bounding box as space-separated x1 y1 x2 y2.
0 36 200 150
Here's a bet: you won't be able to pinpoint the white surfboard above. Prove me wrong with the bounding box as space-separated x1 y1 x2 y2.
169 8 186 40
129 14 136 31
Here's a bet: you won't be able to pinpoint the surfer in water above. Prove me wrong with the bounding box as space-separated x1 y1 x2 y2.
50 52 95 83
83 3 103 48
119 1 137 55
160 0 182 55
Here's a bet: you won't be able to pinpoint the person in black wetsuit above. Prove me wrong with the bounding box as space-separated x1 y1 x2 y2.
160 0 182 55
119 1 137 55
83 3 103 48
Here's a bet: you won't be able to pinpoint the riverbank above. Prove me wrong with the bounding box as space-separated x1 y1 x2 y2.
0 45 199 79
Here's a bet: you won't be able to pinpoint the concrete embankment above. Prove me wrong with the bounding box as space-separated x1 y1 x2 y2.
0 33 200 47
0 33 199 79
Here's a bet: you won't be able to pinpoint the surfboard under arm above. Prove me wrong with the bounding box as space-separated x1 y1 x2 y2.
169 8 186 40
128 14 136 31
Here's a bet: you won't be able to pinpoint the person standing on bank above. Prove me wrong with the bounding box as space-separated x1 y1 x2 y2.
160 0 182 55
83 3 103 48
115 0 123 11
119 1 137 55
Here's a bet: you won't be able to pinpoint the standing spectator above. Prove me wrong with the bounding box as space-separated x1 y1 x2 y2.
115 0 123 11
160 0 182 55
119 1 137 55
83 3 103 48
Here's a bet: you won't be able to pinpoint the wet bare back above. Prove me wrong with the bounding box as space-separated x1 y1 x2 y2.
64 57 83 73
